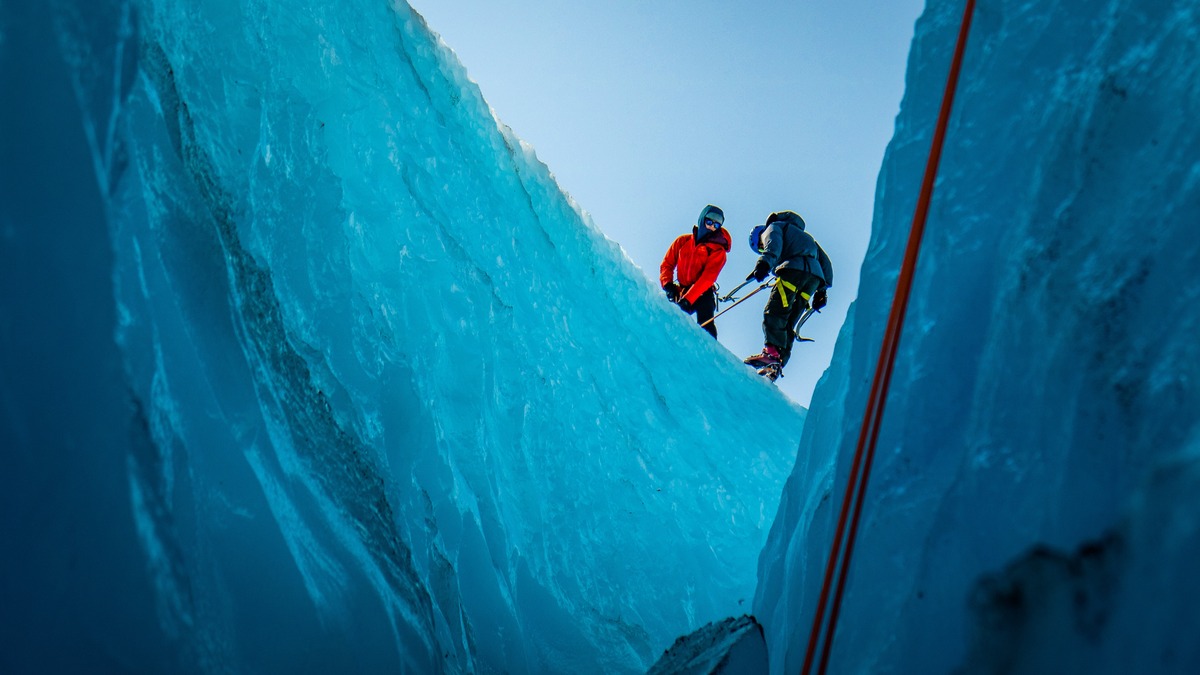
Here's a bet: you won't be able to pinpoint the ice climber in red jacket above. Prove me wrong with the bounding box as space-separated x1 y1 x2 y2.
659 205 731 338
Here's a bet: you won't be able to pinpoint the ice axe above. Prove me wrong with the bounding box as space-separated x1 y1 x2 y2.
792 307 816 343
700 280 772 329
719 279 758 302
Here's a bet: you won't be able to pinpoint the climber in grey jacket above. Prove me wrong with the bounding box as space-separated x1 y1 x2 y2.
742 211 833 381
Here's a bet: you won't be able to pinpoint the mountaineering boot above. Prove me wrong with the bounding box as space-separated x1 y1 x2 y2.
743 344 782 368
758 363 782 382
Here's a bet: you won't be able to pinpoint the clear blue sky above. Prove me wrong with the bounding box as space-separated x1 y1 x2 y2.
408 0 924 406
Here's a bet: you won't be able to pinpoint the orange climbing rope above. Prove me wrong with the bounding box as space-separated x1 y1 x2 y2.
800 2 978 674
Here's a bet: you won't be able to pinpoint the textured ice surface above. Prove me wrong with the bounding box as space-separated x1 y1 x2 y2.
11 0 1199 673
3 0 802 673
754 1 1200 673
647 615 768 675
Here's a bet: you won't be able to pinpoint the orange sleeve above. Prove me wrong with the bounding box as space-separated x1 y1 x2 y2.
683 247 727 303
659 236 684 288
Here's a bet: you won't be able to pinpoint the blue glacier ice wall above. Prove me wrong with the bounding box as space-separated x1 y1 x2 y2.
755 0 1200 673
1 2 178 672
1 0 804 672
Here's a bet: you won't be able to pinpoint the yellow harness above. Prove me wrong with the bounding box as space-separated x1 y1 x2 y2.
777 279 811 309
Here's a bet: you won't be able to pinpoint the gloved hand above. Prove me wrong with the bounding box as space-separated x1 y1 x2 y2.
664 282 681 303
677 297 696 314
748 259 771 282
812 288 828 311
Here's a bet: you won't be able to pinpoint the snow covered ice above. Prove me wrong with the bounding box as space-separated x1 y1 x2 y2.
4 0 1200 674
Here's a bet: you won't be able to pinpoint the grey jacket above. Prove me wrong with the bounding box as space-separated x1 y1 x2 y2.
757 212 834 288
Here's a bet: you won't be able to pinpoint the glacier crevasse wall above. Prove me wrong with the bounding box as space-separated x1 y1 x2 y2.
755 1 1200 673
3 0 804 672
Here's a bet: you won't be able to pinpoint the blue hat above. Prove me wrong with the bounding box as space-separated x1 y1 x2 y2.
748 225 767 254
766 211 806 231
698 204 725 228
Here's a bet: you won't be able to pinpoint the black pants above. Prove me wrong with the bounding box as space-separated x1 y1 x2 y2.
762 268 821 366
690 288 719 338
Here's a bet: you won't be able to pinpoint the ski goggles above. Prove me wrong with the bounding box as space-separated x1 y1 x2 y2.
703 218 723 228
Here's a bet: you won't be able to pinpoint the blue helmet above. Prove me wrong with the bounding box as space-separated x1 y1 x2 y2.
748 225 767 254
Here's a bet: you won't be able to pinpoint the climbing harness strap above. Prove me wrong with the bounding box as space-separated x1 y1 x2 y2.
778 279 798 308
776 278 812 310
800 2 977 674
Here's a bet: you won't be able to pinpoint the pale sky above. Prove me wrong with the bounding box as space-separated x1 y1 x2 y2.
408 0 925 406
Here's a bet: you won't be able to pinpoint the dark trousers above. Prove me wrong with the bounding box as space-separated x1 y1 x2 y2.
690 288 718 338
762 268 821 366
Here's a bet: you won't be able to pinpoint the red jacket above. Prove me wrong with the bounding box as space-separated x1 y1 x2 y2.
659 227 731 304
